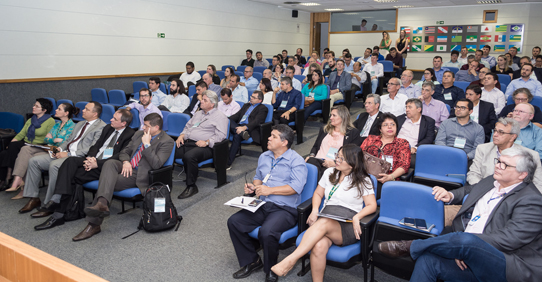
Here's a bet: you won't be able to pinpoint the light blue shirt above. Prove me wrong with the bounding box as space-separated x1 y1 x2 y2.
422 67 450 83
398 83 421 99
232 85 248 103
435 117 485 159
254 149 308 208
241 76 259 94
505 77 542 98
443 61 461 68
151 89 166 106
517 122 542 160
127 102 163 129
344 61 354 72
482 55 497 68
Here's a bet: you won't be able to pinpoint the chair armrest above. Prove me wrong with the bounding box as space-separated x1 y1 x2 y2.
148 165 174 188
344 90 354 109
297 198 313 234
295 109 305 144
359 208 380 227
322 99 330 124
213 138 229 187
259 122 272 152
399 168 414 182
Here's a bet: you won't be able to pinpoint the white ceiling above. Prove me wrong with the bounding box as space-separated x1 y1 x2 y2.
248 0 542 12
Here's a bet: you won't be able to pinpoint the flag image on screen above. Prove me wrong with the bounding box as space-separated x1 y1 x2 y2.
451 45 461 52
494 45 505 52
480 35 491 42
425 27 435 33
438 27 448 33
510 25 522 32
425 36 435 43
411 45 422 52
452 26 463 33
466 35 477 42
413 27 423 34
402 27 411 34
413 36 422 43
424 45 434 52
451 36 462 43
466 45 477 52
509 35 521 42
437 45 447 52
495 35 506 42
481 26 492 32
467 26 479 32
495 25 507 32
437 36 447 42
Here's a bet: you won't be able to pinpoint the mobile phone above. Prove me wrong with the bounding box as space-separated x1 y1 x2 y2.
52 147 59 154
415 218 428 230
403 217 415 227
248 199 262 207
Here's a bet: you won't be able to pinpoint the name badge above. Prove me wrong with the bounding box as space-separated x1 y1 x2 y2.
263 173 271 184
280 100 288 108
240 114 249 123
468 215 481 226
454 137 467 149
371 71 375 75
309 92 315 98
192 121 202 128
103 147 113 159
154 198 165 213
514 140 522 145
326 147 339 160
444 93 452 100
383 155 394 170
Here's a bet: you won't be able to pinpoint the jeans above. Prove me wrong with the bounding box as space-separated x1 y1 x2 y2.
371 78 378 94
410 232 506 282
304 101 323 120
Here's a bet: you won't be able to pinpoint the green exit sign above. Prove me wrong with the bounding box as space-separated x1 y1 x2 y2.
436 21 444 24
157 33 165 38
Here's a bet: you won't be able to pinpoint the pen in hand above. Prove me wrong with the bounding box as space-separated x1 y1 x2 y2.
243 172 256 197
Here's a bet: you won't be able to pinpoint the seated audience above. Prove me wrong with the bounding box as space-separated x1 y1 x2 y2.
469 67 501 90
532 46 541 64
183 81 206 117
354 94 384 144
262 69 278 89
457 47 469 66
350 61 367 93
302 70 328 120
253 51 269 68
455 60 480 82
399 70 421 99
357 48 372 67
220 67 235 89
227 125 307 282
363 53 383 94
32 109 135 224
202 65 221 85
434 71 466 109
271 144 376 280
505 63 542 98
323 52 337 77
373 46 385 61
535 55 542 68
421 56 449 83
415 68 440 88
296 48 306 66
397 98 436 166
481 73 506 115
160 78 190 113
175 91 228 199
286 56 301 75
148 77 166 107
378 147 542 282
283 66 302 91
229 74 249 103
509 46 521 65
126 88 163 129
459 85 497 142
505 52 520 71
471 49 490 69
512 103 542 159
180 61 201 87
343 53 354 73
301 57 316 76
302 62 321 83
379 77 408 117
269 55 281 72
239 66 259 94
218 88 241 117
227 91 268 168
481 45 496 68
202 73 223 97
435 99 485 160
306 105 362 179
361 113 411 188
420 81 449 128
271 63 284 90
467 117 542 188
443 50 461 68
491 55 514 76
258 77 274 105
326 59 352 111
385 47 403 77
71 113 173 241
271 77 302 125
499 88 542 123
19 102 106 214
241 49 254 67
282 50 289 64
511 56 536 80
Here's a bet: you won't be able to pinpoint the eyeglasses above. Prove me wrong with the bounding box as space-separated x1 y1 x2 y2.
334 153 344 164
493 128 514 135
32 105 42 109
140 94 150 98
514 97 529 102
480 71 489 74
244 71 252 73
454 106 468 111
494 158 516 170
513 109 532 115
250 95 259 99
386 83 400 86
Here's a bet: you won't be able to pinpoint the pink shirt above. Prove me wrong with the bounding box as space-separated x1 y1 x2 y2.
315 131 345 161
397 117 421 148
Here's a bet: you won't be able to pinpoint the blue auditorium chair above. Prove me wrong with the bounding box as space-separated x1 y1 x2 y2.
252 72 262 83
107 90 127 107
56 99 74 106
222 65 235 71
453 81 470 93
412 144 468 190
100 104 115 124
253 66 267 74
91 88 108 104
236 66 247 73
0 112 25 151
161 111 171 132
310 85 331 123
165 113 190 138
288 94 306 144
73 101 88 122
132 81 148 97
446 67 459 75
216 71 225 80
497 73 511 86
188 85 196 99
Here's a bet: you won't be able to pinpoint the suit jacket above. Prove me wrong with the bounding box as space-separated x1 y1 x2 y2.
86 125 135 167
59 119 106 157
450 100 497 142
119 130 174 190
229 103 268 143
466 143 542 189
327 70 352 94
450 176 542 282
310 126 362 156
396 114 436 147
353 112 384 143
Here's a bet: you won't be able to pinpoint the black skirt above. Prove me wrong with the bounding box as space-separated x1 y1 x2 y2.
320 205 359 246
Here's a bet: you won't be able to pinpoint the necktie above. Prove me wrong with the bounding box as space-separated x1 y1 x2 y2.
67 122 89 152
361 117 373 137
130 143 145 168
97 131 118 160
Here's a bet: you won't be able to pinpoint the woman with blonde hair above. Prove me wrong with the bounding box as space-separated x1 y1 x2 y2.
379 31 392 57
396 29 410 59
492 55 513 78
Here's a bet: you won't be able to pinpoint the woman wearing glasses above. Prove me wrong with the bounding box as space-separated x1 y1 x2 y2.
0 99 55 192
271 144 377 281
498 88 542 122
415 68 440 88
305 105 362 180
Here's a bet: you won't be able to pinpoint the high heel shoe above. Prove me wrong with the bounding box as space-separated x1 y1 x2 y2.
5 182 24 192
11 189 24 200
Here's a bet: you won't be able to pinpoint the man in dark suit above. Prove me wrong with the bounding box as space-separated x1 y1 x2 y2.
227 90 268 169
378 147 542 282
397 98 436 167
451 85 497 142
353 94 383 144
71 113 174 241
33 109 135 229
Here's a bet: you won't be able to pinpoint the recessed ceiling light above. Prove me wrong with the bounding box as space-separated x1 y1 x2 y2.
394 5 414 8
298 2 320 6
477 0 501 3
374 0 398 3
325 8 344 11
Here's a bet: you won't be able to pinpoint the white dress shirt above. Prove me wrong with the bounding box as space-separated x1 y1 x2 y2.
481 87 506 115
379 93 408 117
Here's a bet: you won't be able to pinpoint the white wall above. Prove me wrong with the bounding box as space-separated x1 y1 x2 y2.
0 0 310 79
330 3 542 70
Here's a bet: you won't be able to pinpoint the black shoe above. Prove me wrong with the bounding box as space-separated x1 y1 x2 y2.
241 131 250 140
34 216 65 231
233 257 263 279
226 165 232 171
37 200 60 213
177 185 198 199
378 240 413 258
266 271 279 282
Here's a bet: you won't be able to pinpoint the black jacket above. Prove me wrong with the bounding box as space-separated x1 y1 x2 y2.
396 114 436 147
229 103 268 143
87 124 135 167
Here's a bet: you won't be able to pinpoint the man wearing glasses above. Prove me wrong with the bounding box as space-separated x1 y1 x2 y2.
498 88 542 124
435 99 485 160
512 103 542 160
398 70 421 99
379 147 542 282
125 88 163 130
239 66 259 94
379 77 408 117
468 67 502 90
467 117 542 189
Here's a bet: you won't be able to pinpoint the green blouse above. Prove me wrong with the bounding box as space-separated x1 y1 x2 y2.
14 118 55 145
380 38 391 51
44 119 76 146
302 84 328 101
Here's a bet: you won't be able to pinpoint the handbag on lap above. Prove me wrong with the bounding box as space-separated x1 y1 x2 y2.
363 145 391 176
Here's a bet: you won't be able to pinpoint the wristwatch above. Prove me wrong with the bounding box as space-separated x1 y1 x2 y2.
205 141 209 146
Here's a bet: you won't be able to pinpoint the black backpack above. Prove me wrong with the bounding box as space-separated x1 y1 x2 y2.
64 184 86 221
123 182 182 239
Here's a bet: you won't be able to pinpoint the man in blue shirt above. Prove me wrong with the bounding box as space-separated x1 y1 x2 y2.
240 66 259 94
422 56 450 83
272 77 302 125
434 71 466 109
513 103 542 160
505 63 542 99
148 76 166 106
227 91 268 168
228 124 307 282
